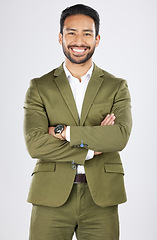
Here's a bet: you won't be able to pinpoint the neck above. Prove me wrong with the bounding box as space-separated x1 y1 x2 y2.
65 58 92 82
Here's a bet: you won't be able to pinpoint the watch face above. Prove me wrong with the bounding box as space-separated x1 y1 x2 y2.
54 125 64 134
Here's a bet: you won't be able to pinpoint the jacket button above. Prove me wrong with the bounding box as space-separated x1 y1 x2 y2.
72 164 77 170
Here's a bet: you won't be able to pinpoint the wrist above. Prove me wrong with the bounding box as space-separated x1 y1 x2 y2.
61 126 67 140
54 124 66 140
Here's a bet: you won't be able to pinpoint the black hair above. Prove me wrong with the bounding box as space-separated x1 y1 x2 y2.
60 4 100 37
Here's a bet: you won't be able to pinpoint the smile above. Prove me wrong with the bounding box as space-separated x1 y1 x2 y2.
70 47 88 55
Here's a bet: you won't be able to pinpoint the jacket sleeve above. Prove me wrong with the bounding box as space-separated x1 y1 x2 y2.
23 79 87 165
70 80 132 152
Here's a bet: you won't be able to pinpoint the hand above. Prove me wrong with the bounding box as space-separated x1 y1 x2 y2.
94 113 116 155
101 113 116 126
48 126 55 137
48 126 67 140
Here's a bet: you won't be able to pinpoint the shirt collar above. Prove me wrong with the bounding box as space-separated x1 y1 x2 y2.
63 62 94 81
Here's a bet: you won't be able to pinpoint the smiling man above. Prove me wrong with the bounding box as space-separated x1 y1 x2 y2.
60 14 99 65
24 4 132 240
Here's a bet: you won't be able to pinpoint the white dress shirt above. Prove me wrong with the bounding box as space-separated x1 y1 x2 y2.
63 62 94 174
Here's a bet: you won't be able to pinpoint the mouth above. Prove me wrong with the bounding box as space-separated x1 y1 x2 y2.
69 46 89 56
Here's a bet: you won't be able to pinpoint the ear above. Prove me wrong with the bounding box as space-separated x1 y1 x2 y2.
95 34 100 47
59 33 63 45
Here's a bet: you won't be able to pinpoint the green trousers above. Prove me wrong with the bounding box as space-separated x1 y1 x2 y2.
29 183 119 240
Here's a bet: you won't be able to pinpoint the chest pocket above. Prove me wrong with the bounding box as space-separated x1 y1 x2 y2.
88 103 113 125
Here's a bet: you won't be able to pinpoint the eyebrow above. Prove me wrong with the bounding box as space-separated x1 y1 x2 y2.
83 29 94 33
66 28 94 33
66 28 77 31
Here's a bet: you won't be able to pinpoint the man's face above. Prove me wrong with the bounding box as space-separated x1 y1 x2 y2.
59 14 100 64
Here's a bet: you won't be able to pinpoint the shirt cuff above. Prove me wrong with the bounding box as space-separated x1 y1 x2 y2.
66 126 70 142
66 126 94 160
85 149 94 160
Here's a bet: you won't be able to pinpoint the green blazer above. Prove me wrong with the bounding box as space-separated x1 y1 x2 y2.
24 63 132 208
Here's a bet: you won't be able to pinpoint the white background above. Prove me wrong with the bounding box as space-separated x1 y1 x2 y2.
0 0 157 239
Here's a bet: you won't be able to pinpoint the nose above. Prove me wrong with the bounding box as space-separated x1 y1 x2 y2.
74 34 84 45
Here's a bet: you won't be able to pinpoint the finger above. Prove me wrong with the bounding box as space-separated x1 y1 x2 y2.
101 114 115 126
107 115 116 125
101 114 111 126
94 151 102 155
101 116 115 126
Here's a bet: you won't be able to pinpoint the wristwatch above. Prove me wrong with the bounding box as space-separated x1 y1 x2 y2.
54 124 65 139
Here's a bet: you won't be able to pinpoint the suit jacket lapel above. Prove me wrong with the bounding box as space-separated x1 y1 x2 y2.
54 64 80 125
80 64 104 126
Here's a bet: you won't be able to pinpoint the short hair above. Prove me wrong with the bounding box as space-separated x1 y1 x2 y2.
60 4 100 37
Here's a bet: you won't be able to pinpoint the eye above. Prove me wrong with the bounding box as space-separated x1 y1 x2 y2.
84 33 92 36
68 32 75 35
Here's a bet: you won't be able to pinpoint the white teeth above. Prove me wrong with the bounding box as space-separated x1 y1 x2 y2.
72 48 85 53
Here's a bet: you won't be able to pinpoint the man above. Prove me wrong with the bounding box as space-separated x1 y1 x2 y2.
24 4 132 240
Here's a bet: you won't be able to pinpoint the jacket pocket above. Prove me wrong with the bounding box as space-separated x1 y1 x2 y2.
92 103 112 108
31 162 56 176
104 163 124 175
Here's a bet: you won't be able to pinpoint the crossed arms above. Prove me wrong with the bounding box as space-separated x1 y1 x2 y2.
24 78 132 165
48 113 116 156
